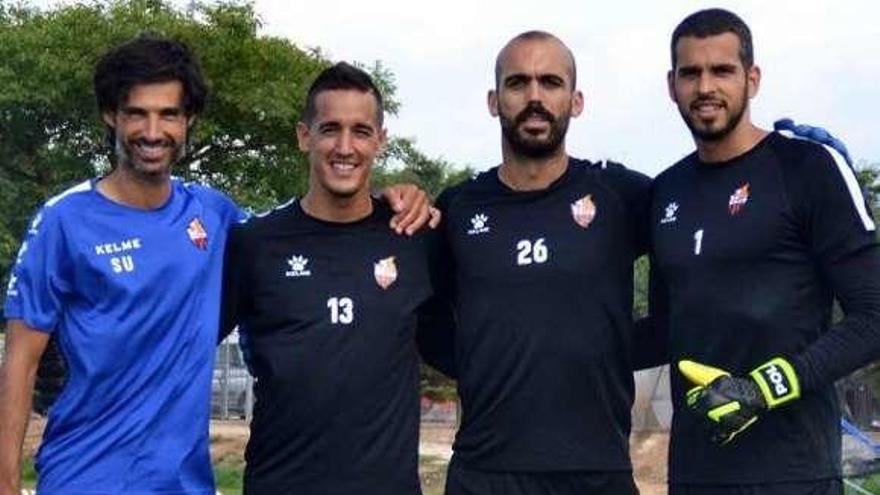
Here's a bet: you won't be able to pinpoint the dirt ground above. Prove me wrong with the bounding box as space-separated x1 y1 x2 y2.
26 417 669 495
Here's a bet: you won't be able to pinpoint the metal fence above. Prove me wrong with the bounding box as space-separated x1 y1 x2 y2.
212 333 254 421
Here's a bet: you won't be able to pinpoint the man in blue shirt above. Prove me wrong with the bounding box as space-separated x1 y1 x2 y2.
0 36 434 495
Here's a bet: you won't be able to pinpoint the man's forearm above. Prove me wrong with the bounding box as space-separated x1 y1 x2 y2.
0 321 48 495
0 356 38 494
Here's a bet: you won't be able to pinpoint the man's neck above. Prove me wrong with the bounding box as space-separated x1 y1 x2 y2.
696 122 768 164
97 167 172 210
300 190 373 223
498 146 569 191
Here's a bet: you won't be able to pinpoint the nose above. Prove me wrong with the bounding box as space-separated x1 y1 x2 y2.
334 129 354 156
144 115 162 141
697 73 715 95
526 79 543 103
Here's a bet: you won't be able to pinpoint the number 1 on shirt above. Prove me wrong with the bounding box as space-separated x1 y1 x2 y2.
693 229 704 256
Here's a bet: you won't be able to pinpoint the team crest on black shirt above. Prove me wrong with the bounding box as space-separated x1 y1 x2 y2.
187 217 208 250
728 183 750 215
571 194 597 228
374 256 398 289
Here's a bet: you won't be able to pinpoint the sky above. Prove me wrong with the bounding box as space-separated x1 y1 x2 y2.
248 0 880 177
33 0 880 176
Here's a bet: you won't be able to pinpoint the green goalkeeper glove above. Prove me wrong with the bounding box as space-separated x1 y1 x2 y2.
678 357 801 445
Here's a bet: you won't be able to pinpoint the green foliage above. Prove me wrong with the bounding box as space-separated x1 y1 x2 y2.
856 160 880 219
0 0 319 275
376 137 473 199
214 461 244 494
633 255 649 319
846 474 880 495
21 456 36 486
0 0 467 289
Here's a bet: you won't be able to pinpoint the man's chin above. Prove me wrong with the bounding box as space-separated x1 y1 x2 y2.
327 186 364 199
128 161 174 182
508 136 561 159
689 123 734 143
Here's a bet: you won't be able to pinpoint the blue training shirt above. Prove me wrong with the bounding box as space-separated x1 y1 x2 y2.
4 177 242 495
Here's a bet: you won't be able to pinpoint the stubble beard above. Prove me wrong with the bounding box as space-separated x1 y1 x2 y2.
680 83 749 143
113 134 185 183
499 102 570 159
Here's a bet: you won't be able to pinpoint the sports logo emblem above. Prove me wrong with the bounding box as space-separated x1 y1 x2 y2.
285 255 311 277
661 202 679 225
467 213 490 235
187 218 209 250
571 194 597 228
728 183 750 215
374 256 398 289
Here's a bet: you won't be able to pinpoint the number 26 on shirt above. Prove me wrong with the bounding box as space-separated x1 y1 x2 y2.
516 238 548 266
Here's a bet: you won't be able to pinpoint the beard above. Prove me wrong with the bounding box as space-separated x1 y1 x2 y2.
679 83 749 143
499 101 570 159
113 134 185 181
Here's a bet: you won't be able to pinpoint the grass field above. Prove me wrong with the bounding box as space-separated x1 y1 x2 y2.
23 455 880 495
847 474 880 495
21 456 448 495
211 456 448 495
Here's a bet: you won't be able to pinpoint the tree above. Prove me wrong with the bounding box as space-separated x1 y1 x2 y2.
856 160 880 218
1 0 469 411
0 0 467 286
0 1 311 277
376 137 474 199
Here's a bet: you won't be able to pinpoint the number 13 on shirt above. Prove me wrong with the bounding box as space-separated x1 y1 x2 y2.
328 296 354 324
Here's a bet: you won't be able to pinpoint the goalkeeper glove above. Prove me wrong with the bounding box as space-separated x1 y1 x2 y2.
678 357 801 445
774 118 853 165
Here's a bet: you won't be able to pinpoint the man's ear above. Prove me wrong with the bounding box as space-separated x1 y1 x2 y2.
378 127 388 154
667 69 676 103
571 90 584 118
102 111 117 128
296 121 311 152
487 89 499 117
746 64 761 99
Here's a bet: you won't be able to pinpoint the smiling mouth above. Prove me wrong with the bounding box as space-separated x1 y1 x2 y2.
132 141 173 161
330 161 358 173
692 100 726 116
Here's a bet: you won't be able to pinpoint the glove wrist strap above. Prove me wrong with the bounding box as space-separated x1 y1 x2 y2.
749 357 800 408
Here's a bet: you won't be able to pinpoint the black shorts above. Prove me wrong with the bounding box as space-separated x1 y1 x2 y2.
670 479 842 495
445 458 639 495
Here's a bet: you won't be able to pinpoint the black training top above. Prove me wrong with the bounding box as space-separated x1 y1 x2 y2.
651 132 880 484
433 157 650 472
223 199 436 495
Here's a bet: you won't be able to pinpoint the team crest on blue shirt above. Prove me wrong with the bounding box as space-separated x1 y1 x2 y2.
187 217 209 250
374 256 398 289
571 194 597 228
728 183 750 215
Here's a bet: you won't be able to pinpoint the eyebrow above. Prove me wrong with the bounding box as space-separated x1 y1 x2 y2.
504 72 567 84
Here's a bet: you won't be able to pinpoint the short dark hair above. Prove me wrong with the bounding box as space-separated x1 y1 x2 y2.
94 35 207 116
495 31 577 90
302 62 385 127
670 8 754 69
